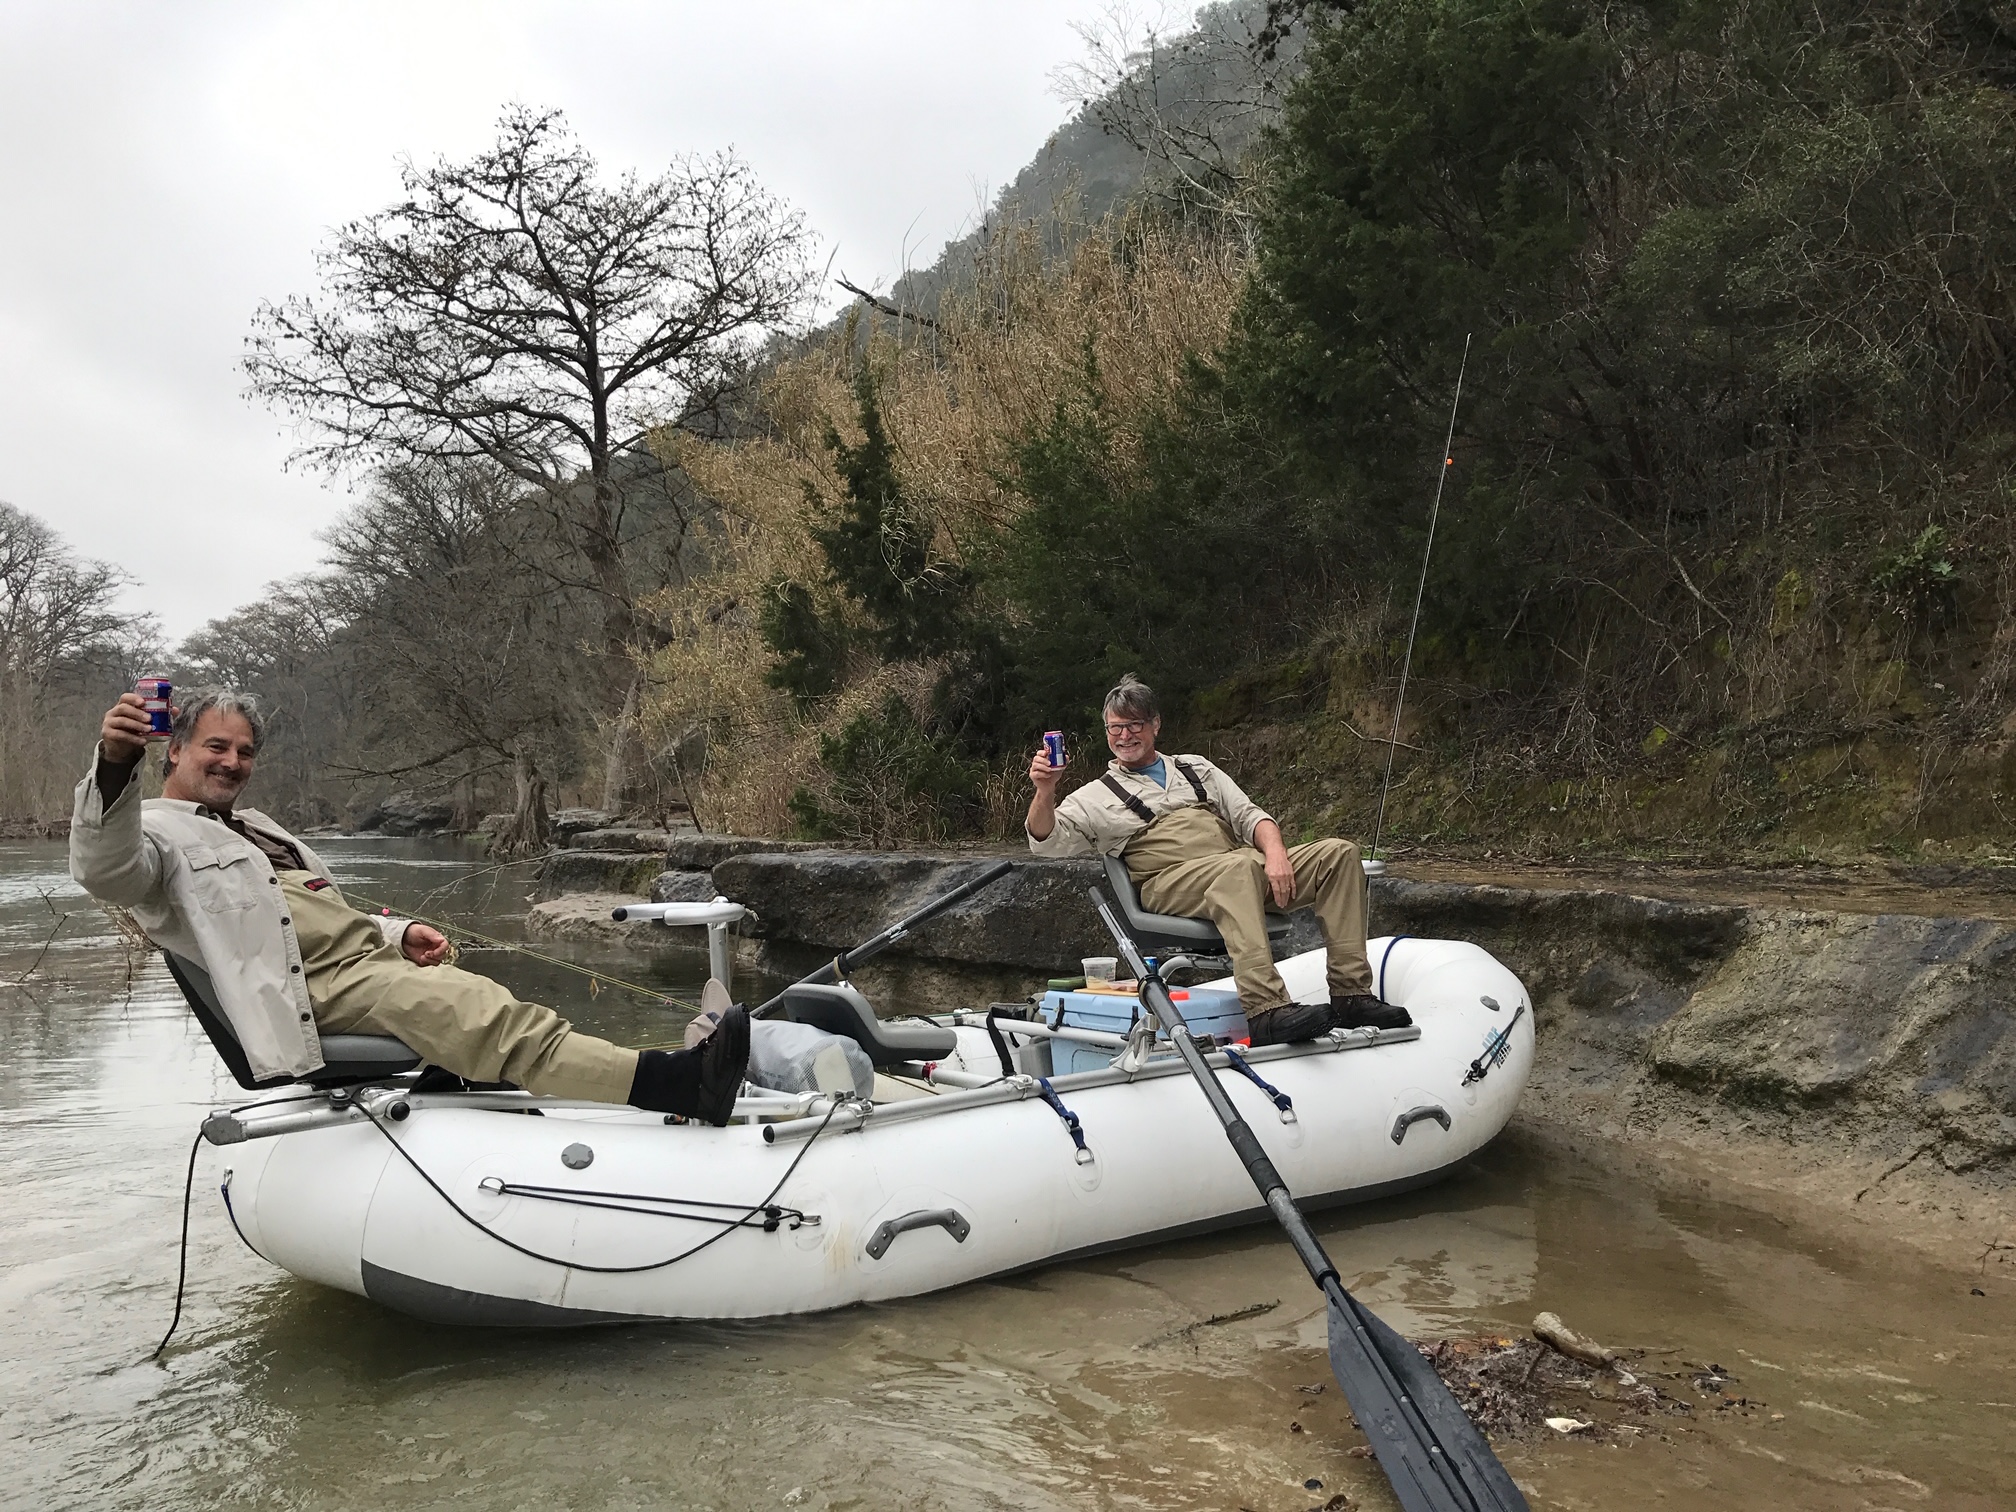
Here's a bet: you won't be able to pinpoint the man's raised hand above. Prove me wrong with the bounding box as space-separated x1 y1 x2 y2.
99 693 163 766
1027 744 1068 790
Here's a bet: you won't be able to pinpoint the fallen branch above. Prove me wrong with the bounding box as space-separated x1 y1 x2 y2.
11 909 70 984
836 277 943 333
1533 1311 1618 1369
1143 1298 1280 1347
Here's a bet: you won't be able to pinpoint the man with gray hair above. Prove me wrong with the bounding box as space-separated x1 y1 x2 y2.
1026 674 1408 1046
69 687 747 1119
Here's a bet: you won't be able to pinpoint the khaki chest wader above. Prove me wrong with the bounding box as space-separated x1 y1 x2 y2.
276 871 388 991
1108 761 1237 881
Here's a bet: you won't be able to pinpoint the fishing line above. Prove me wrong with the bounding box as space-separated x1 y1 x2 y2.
342 887 703 1013
1369 333 1473 865
356 1097 842 1274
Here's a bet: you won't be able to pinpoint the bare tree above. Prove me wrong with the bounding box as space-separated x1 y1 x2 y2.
245 106 814 809
320 459 599 854
1051 1 1304 235
0 502 155 821
179 575 356 826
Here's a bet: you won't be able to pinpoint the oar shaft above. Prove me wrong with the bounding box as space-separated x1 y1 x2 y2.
755 860 1015 1015
1086 887 1523 1512
1148 972 1341 1290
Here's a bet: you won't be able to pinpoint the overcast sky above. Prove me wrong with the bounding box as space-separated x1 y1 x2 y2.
0 1 1111 644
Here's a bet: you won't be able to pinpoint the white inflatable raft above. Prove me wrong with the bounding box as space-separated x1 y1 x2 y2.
210 936 1530 1325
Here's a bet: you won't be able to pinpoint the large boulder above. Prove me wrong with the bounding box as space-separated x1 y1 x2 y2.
712 850 1107 974
570 828 676 853
524 892 661 944
354 791 457 836
534 849 666 900
548 807 614 840
652 869 721 903
1366 875 2016 1192
666 834 814 868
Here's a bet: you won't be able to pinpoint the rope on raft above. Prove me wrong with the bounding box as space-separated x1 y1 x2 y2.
353 1096 844 1274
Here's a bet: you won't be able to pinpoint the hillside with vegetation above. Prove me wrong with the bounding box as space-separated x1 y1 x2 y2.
641 0 2016 865
15 0 2012 871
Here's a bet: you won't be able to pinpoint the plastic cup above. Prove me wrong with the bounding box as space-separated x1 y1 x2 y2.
1081 956 1118 984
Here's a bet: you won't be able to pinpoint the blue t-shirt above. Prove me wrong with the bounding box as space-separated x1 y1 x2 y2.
1132 756 1168 788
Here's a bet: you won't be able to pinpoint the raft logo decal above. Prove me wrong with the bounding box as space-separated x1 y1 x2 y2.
1478 1027 1512 1072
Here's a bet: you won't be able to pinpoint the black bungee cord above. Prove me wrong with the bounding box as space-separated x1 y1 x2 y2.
150 1097 842 1357
353 1096 844 1274
152 1130 205 1360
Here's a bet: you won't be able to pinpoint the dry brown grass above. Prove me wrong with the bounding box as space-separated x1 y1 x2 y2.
639 209 1247 835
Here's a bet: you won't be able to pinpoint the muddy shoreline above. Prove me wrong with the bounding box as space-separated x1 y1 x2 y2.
527 837 2016 1270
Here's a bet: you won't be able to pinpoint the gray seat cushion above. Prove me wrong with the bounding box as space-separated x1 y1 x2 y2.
776 982 957 1068
315 1034 425 1079
165 950 421 1088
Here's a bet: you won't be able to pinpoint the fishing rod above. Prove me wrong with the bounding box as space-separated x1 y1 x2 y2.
1087 887 1527 1512
350 858 1014 1022
1369 334 1472 866
752 859 1015 1017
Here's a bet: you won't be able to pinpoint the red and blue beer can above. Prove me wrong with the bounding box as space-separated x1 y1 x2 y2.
1043 730 1065 768
137 676 173 736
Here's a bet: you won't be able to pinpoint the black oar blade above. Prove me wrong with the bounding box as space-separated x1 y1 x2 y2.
1326 1289 1530 1512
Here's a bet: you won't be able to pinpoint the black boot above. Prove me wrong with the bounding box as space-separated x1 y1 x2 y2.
1328 993 1413 1031
629 1007 750 1125
1245 1000 1335 1047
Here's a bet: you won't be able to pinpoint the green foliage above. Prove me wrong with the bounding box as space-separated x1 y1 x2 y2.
1871 525 1959 611
758 579 848 707
787 693 984 844
1195 0 2016 723
813 372 971 661
987 339 1352 732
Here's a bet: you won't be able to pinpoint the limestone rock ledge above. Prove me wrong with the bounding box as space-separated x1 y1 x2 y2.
534 849 669 901
531 839 2016 1251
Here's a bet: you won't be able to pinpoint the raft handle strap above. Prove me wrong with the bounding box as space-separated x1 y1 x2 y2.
864 1207 971 1260
1391 1104 1452 1144
1222 1047 1297 1124
1035 1076 1095 1165
984 1006 1016 1076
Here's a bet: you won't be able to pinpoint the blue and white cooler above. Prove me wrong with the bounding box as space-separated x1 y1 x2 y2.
1038 985 1249 1076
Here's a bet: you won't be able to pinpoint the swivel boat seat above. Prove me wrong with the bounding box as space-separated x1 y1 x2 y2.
162 951 422 1091
1097 853 1293 971
773 981 957 1067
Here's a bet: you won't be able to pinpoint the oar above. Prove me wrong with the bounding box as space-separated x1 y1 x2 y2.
752 860 1016 1017
1086 888 1528 1512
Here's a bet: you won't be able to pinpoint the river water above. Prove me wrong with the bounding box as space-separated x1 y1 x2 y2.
4 837 2013 1511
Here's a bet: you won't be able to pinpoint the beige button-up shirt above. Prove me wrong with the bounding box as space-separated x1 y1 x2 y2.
1026 752 1272 860
69 748 408 1081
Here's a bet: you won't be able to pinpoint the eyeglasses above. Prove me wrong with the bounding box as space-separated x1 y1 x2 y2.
1104 719 1150 737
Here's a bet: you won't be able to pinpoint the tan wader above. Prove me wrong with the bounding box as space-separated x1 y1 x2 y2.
1124 807 1372 1013
282 872 640 1102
